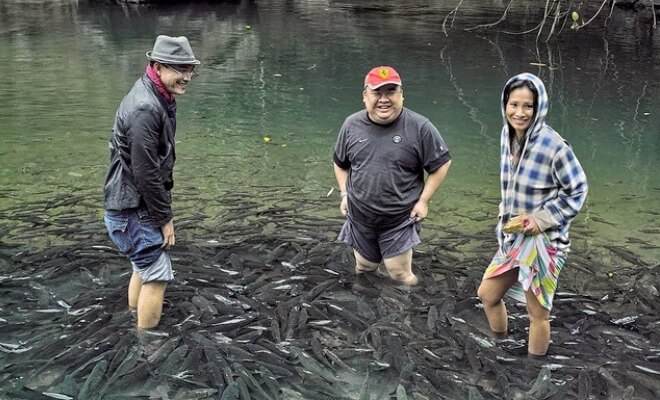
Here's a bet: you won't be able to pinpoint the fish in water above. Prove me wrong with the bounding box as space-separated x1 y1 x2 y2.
0 194 658 399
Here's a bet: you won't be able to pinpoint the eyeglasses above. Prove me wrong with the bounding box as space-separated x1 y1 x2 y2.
366 88 402 98
162 64 197 78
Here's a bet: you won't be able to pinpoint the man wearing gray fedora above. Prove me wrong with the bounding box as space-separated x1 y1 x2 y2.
103 35 200 334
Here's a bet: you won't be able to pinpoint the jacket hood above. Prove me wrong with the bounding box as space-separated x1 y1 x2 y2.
501 72 549 142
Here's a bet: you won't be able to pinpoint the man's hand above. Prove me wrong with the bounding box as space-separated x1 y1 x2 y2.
161 219 175 249
340 196 348 217
410 200 429 222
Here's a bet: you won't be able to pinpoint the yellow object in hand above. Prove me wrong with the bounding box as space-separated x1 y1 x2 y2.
503 218 526 234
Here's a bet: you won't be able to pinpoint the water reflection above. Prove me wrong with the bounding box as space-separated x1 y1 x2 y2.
0 2 656 257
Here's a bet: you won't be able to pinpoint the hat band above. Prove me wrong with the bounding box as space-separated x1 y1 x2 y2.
366 80 401 89
147 51 200 65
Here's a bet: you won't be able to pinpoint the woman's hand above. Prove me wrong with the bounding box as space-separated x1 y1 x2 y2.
505 214 540 235
522 215 541 235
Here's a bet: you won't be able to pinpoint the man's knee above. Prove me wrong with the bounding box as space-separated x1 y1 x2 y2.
355 256 379 270
137 281 168 329
389 271 418 285
383 259 417 284
398 272 419 285
387 265 410 280
138 312 162 330
141 281 168 298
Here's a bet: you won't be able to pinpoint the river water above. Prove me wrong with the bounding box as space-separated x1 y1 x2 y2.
1 0 658 260
0 0 658 398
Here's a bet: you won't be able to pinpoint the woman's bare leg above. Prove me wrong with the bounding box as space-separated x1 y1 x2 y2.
525 289 551 355
477 268 519 334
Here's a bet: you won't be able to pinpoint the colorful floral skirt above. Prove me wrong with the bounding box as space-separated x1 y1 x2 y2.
483 233 565 311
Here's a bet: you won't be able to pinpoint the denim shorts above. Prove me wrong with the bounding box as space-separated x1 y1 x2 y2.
338 214 421 264
104 208 173 282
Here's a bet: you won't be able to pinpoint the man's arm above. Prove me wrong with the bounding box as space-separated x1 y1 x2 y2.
130 105 176 247
130 106 173 227
333 163 348 193
334 163 349 216
410 160 452 221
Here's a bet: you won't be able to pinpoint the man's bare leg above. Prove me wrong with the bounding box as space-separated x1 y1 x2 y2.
137 281 168 330
354 250 380 273
128 271 142 320
383 249 418 285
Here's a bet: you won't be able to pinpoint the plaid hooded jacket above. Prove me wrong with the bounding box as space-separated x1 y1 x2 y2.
496 73 588 253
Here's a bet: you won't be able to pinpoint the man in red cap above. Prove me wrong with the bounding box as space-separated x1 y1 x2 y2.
333 66 452 285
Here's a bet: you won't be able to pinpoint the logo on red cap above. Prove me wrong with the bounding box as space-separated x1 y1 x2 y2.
364 66 402 89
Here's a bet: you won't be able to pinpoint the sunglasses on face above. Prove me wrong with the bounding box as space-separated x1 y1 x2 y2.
162 63 197 78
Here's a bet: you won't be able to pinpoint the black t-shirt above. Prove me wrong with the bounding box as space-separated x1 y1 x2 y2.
334 108 451 228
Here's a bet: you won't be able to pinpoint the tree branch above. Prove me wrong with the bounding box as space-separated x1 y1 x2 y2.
442 0 464 36
651 0 657 29
545 0 562 41
575 0 611 30
535 0 554 42
605 0 617 28
465 0 514 31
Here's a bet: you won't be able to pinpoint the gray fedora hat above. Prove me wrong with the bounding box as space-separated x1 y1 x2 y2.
146 35 201 65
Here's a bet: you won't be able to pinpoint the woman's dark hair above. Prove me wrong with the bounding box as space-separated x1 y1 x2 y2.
504 79 538 110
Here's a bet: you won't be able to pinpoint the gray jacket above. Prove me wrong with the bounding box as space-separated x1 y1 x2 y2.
103 74 177 227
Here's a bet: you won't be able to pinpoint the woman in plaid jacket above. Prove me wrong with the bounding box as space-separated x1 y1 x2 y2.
477 73 588 356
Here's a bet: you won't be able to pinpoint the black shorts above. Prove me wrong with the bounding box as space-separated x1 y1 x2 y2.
338 214 421 263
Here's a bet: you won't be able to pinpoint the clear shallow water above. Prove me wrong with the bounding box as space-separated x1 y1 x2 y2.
0 0 657 259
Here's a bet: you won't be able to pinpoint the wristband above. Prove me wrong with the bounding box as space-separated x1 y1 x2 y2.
340 191 348 198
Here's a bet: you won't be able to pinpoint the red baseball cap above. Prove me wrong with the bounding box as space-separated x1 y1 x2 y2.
364 66 402 89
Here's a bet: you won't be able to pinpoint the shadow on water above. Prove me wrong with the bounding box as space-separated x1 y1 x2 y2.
1 189 658 399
